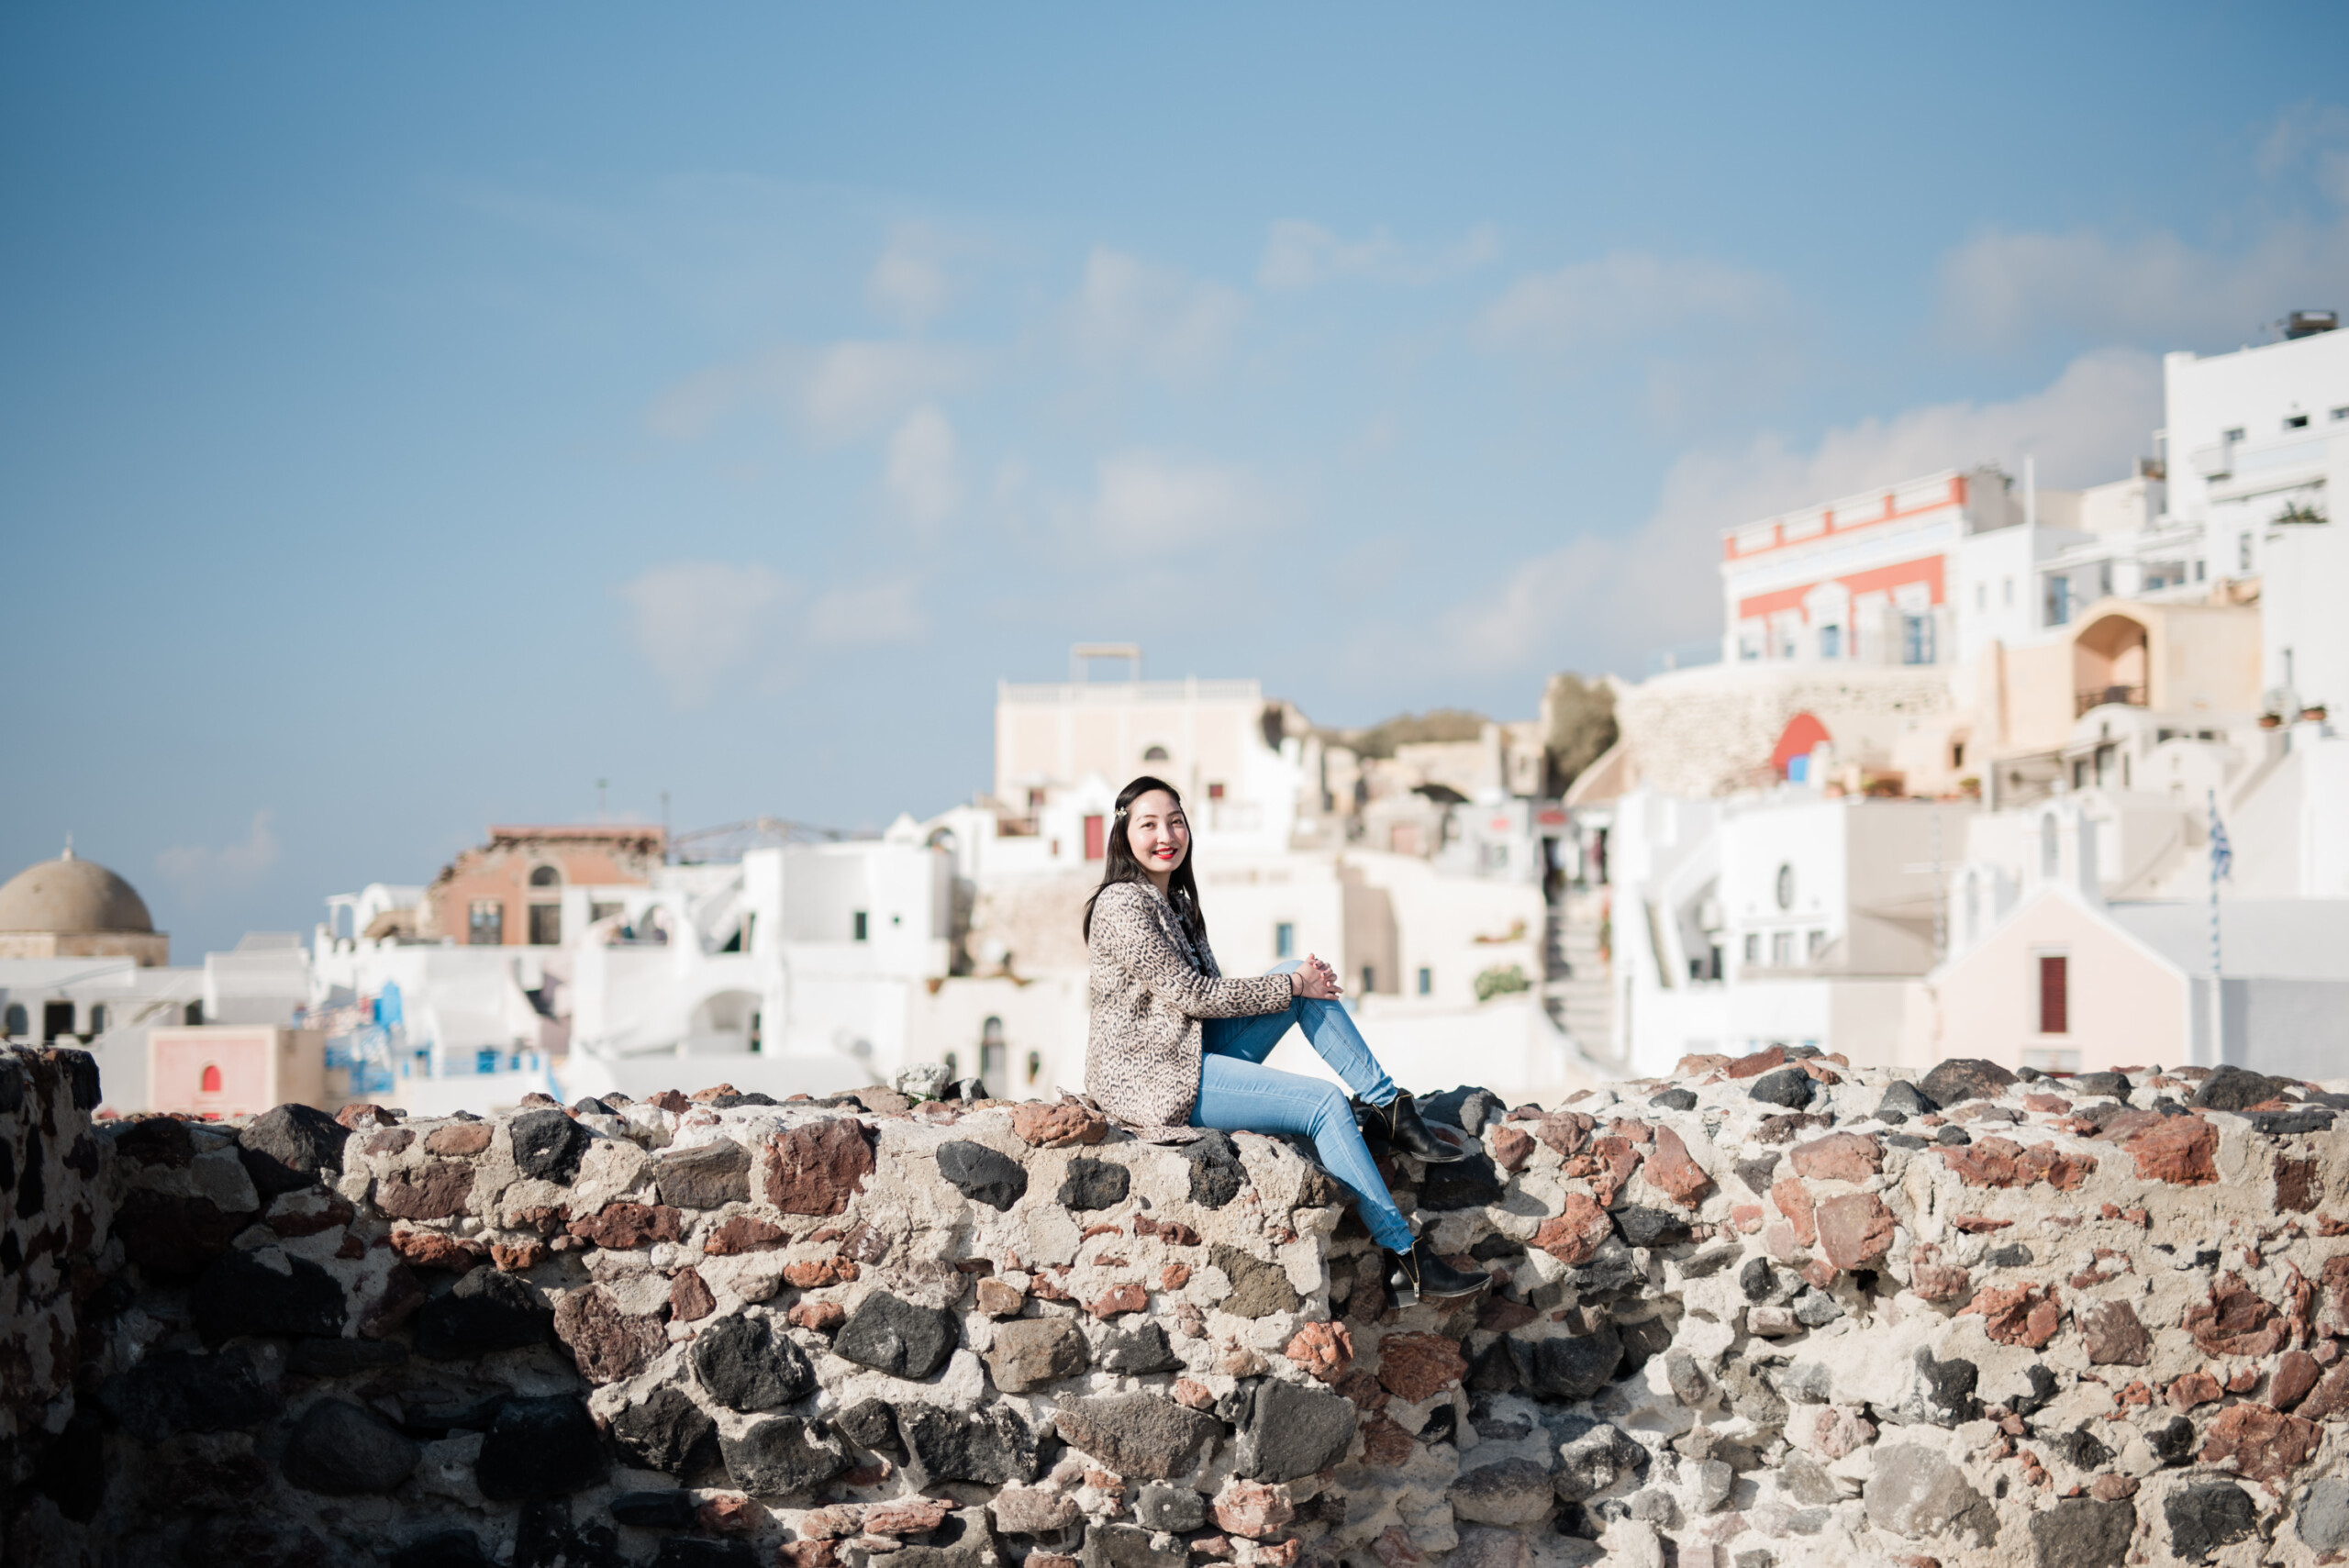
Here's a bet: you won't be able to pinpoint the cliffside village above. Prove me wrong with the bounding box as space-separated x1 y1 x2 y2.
3 319 2344 1119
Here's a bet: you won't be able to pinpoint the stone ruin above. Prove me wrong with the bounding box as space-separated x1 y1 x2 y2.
2 1041 2347 1568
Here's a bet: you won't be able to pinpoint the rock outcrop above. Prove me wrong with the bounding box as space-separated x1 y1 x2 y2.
3 1043 2347 1567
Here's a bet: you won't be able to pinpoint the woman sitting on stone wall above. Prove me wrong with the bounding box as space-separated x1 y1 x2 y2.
1082 773 1488 1307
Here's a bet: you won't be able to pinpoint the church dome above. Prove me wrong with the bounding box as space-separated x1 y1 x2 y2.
0 851 155 934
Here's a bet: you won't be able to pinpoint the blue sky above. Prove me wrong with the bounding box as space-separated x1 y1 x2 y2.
5 5 2346 956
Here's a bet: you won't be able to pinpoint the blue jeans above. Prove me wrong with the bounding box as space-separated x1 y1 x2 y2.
1191 961 1414 1251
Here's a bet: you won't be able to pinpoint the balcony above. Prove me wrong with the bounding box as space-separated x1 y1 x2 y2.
2076 684 2146 717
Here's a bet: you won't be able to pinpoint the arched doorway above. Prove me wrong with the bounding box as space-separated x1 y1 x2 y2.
688 990 763 1054
1771 712 1831 782
2073 613 2150 716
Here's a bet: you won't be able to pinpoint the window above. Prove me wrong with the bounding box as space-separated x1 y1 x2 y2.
2286 414 2309 430
1902 613 1936 664
1806 930 1825 962
1083 815 1106 861
590 900 624 924
199 1063 223 1094
749 1011 763 1054
1770 931 1794 966
44 1002 74 1041
1775 864 1795 911
184 1002 203 1025
2239 534 2254 573
1027 788 1046 812
2003 576 2014 608
1742 933 1760 963
528 904 562 946
2223 427 2244 442
1976 584 1987 612
2333 406 2349 422
1360 965 1376 995
2041 815 2061 875
1142 745 1170 762
1207 782 1227 801
2037 953 2069 1034
1275 922 1297 960
3 1003 25 1037
1026 1050 1043 1085
1417 967 1432 996
469 900 505 945
942 1051 960 1081
529 865 560 888
1964 874 1980 940
1952 740 1966 768
89 1004 107 1035
1820 625 1842 660
2045 575 2072 628
476 1048 499 1073
980 1017 1007 1088
852 911 869 942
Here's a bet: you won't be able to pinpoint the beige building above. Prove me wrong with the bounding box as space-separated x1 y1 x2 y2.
0 849 168 967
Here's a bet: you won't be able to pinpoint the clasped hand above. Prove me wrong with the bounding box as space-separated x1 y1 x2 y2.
1289 955 1342 1000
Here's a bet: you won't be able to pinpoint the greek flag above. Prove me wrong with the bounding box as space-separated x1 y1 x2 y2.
2209 795 2232 882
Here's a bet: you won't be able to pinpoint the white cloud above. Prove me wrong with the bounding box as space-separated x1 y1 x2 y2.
157 810 279 891
885 405 962 528
1067 248 1245 385
867 223 955 328
620 561 795 706
1257 219 1500 291
1084 450 1278 547
1476 251 1783 355
806 580 925 647
646 340 974 447
1436 347 2161 675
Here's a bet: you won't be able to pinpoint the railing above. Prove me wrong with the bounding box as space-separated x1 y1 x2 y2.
998 677 1262 706
2076 684 2146 716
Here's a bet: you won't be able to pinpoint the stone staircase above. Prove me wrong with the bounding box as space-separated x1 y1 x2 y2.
1546 887 1618 1062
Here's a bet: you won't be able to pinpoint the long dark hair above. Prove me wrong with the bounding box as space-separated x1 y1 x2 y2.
1081 775 1208 944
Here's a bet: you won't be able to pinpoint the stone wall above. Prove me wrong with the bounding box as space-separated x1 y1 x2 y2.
3 1044 2348 1568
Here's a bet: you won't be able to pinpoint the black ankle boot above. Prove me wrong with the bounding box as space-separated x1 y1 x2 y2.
1356 1091 1470 1163
1386 1237 1490 1307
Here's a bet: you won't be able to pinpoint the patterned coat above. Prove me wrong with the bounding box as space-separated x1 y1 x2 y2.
1085 879 1293 1140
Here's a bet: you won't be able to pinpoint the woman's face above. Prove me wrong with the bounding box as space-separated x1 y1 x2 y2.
1125 789 1190 878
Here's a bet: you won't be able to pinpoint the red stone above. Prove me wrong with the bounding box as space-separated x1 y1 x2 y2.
864 1497 955 1536
2186 1273 2285 1358
1771 1178 1817 1247
765 1119 875 1216
1533 1194 1613 1264
1285 1321 1354 1382
1790 1132 1881 1184
375 1162 475 1221
1724 1045 1788 1080
2277 1155 2318 1213
553 1284 665 1385
568 1202 687 1250
1134 1215 1201 1246
1161 1264 1191 1291
1477 1298 1538 1332
1910 1264 1972 1304
2199 1403 2321 1482
1172 1378 1216 1410
2271 1350 2321 1411
1372 1526 1422 1567
1571 1138 1643 1207
362 1128 414 1156
1965 1283 2063 1348
2119 1115 2218 1185
1375 1331 1469 1402
784 1258 860 1289
1645 1127 1713 1207
1489 1125 1535 1173
1358 1412 1415 1468
698 1494 763 1533
1088 1284 1147 1319
669 1267 718 1321
2166 1371 2221 1409
492 1240 547 1272
423 1120 494 1156
2297 1362 2349 1421
2079 1300 2151 1366
1939 1137 2097 1191
1011 1101 1108 1147
703 1215 791 1254
388 1229 486 1273
647 1089 691 1115
1213 1481 1295 1540
1534 1111 1595 1160
338 1103 398 1129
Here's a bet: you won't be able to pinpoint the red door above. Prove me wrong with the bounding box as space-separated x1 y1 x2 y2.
1083 815 1106 861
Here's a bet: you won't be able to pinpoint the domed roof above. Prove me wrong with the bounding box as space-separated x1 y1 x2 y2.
0 850 155 934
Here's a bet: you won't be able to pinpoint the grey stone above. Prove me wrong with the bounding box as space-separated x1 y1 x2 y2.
2299 1477 2349 1553
691 1311 817 1410
654 1140 751 1208
1055 1393 1222 1479
2052 1426 2110 1473
1647 1088 1698 1113
1510 1326 1623 1401
888 1507 1004 1568
1418 1151 1505 1209
1739 1256 1776 1302
1692 1459 1734 1513
1131 1482 1205 1532
1986 1243 2033 1268
415 1267 553 1359
985 1317 1090 1393
2149 1414 2195 1466
1935 1123 1972 1146
98 1349 280 1443
1664 1351 1715 1408
191 1247 348 1341
937 1141 1028 1210
1792 1289 1843 1327
1553 1424 1646 1502
2026 1497 2133 1568
899 1403 1040 1485
1876 1080 1936 1118
1057 1157 1129 1211
1449 1456 1555 1525
1731 1154 1782 1195
2165 1482 2256 1562
1716 1359 1788 1429
1081 1523 1186 1568
1420 1085 1507 1137
836 1396 902 1455
1097 1320 1181 1375
1210 1244 1301 1318
1918 1057 2016 1107
1908 1348 1981 1426
836 1291 956 1379
1778 1451 1841 1507
718 1414 850 1496
2190 1062 2291 1111
1864 1447 1998 1547
236 1104 352 1196
1238 1379 1354 1481
2070 1072 2130 1098
475 1396 609 1500
1626 1490 1680 1529
1748 1070 1812 1108
608 1385 719 1476
280 1398 421 1496
1184 1131 1247 1208
1570 1238 1642 1297
1773 1362 1831 1404
1614 1206 1688 1248
507 1107 586 1183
